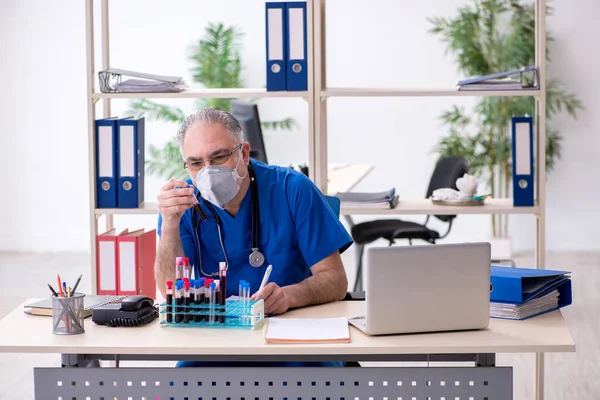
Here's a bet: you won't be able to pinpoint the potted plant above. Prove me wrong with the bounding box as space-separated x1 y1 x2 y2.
126 22 296 180
428 0 583 257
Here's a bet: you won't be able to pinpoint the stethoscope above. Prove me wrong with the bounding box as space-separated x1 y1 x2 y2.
191 163 264 277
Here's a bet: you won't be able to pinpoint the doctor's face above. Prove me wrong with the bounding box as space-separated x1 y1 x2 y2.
182 122 250 179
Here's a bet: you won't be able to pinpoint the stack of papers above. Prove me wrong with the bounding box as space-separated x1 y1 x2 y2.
491 289 559 320
489 266 572 320
115 78 188 93
336 188 398 209
458 78 523 91
457 66 538 91
98 68 188 93
265 317 351 344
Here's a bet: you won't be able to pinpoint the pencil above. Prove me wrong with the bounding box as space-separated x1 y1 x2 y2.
57 274 63 297
71 274 82 296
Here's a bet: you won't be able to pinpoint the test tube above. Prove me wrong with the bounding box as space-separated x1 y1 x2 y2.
175 280 183 323
183 280 191 323
219 262 227 323
166 280 173 323
183 257 191 280
175 257 183 282
214 280 222 324
244 282 250 325
209 282 216 324
204 279 211 321
189 279 196 317
194 279 203 323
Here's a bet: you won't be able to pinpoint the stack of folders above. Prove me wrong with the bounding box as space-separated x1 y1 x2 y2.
95 116 145 209
96 228 157 299
98 69 188 93
336 188 399 209
457 66 538 91
265 2 308 91
489 266 572 320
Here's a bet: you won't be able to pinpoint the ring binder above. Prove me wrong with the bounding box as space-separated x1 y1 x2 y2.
98 68 187 93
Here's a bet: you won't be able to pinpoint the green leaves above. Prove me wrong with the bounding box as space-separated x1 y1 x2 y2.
125 22 297 181
145 142 188 181
125 99 186 124
428 0 584 188
189 22 243 89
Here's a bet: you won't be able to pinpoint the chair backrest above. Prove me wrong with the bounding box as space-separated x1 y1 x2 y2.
324 195 341 218
425 156 468 222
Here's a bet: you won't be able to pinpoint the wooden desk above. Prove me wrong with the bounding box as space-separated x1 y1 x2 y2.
0 299 574 399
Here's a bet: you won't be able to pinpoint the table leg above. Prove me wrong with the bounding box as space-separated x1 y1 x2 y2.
476 353 496 367
61 354 99 368
535 352 544 400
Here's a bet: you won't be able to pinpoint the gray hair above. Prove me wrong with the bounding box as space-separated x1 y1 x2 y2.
176 107 243 149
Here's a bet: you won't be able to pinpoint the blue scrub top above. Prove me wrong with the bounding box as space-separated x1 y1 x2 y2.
157 159 353 298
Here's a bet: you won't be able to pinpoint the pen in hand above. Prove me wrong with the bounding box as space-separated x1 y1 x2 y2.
258 265 273 295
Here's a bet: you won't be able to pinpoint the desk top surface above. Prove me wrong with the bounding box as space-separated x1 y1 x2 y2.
0 299 575 356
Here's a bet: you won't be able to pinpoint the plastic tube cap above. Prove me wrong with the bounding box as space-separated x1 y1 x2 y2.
166 280 173 289
176 257 183 265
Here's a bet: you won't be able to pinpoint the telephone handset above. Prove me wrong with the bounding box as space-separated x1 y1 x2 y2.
92 295 158 327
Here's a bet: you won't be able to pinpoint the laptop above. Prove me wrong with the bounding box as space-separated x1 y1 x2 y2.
348 242 491 335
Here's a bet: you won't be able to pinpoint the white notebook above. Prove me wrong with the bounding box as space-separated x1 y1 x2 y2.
265 317 351 344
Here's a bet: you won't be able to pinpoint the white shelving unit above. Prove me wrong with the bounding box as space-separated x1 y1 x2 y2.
85 1 548 397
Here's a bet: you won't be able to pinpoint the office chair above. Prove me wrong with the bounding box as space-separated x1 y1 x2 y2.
349 156 468 292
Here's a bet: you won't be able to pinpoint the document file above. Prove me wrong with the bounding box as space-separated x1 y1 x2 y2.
96 229 128 295
286 1 308 91
117 229 157 298
95 117 119 208
512 116 534 206
490 266 572 320
265 2 288 91
117 117 145 208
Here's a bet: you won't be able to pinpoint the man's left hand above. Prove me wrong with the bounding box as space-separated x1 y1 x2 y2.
251 282 290 315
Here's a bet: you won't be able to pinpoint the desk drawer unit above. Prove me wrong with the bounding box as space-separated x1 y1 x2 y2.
34 365 512 400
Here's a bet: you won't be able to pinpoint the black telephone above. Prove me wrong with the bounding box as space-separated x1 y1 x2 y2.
92 295 158 327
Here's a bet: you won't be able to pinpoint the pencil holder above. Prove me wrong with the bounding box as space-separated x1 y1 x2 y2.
52 293 85 335
158 299 265 330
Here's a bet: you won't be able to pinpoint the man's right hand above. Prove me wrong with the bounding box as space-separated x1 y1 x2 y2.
157 179 198 228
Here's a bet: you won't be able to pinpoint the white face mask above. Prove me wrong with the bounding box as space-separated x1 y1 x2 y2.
195 153 247 208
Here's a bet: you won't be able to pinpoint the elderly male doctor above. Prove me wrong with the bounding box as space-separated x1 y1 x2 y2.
155 107 352 327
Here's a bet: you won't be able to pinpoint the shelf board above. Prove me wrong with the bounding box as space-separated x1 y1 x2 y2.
340 198 539 215
321 87 539 98
95 199 538 216
95 202 159 215
92 88 308 99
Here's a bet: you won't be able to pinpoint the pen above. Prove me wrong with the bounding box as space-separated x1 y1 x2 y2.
57 274 63 297
258 265 273 293
47 284 59 297
62 282 67 297
71 274 82 296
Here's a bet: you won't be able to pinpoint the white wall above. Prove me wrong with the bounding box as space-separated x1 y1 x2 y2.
1 0 598 253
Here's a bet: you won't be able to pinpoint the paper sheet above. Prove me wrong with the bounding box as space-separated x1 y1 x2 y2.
265 317 351 344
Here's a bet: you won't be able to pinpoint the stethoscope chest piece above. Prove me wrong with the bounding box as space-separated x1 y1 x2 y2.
249 248 265 267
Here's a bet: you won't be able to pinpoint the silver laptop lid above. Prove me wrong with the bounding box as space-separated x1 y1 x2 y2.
364 242 491 335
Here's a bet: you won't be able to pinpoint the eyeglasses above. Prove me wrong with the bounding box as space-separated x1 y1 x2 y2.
184 143 242 173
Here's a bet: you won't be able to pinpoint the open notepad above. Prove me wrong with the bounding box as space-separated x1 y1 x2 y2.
265 317 351 344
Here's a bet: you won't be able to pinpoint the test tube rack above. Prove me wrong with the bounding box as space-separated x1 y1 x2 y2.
158 298 265 330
